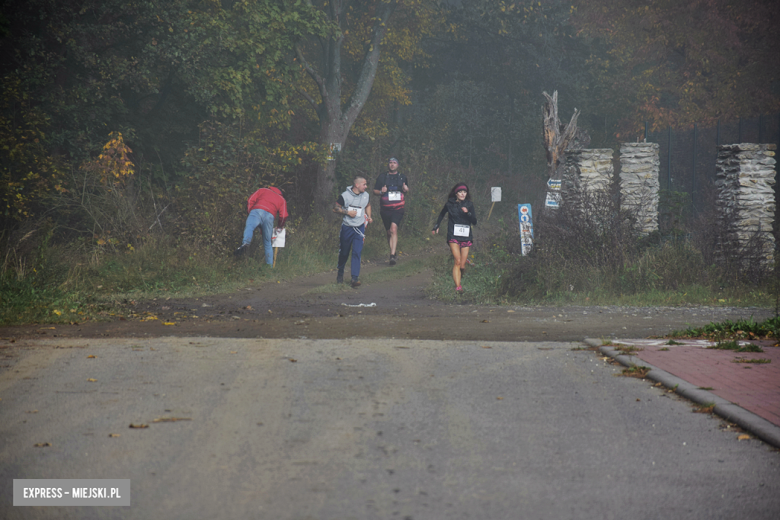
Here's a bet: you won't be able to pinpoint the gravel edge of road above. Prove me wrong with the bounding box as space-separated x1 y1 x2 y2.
583 338 780 450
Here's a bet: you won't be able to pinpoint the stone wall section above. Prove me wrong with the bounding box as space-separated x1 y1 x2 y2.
563 149 614 196
715 143 776 259
620 142 660 234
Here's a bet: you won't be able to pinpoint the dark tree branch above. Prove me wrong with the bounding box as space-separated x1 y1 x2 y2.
343 0 396 123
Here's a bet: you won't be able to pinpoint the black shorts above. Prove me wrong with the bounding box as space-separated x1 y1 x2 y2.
380 208 404 230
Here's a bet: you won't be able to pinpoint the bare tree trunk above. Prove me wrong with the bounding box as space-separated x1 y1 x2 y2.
542 90 581 179
297 0 398 215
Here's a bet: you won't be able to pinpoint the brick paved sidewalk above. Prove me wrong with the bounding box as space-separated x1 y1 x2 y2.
610 339 780 428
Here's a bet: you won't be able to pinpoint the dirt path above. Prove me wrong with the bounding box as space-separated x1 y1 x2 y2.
1 252 774 342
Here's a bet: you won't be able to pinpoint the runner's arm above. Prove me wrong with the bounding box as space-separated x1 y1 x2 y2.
333 196 349 216
373 174 385 195
432 204 448 231
466 201 477 225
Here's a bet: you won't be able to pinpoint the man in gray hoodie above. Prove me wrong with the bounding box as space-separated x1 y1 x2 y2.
334 176 373 288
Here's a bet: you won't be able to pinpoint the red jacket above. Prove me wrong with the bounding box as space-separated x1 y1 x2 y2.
247 187 288 227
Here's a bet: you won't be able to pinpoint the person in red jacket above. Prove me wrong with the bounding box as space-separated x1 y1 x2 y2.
234 186 288 265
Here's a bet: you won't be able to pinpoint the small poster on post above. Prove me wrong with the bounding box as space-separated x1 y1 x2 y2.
491 187 502 202
518 204 533 255
272 228 286 248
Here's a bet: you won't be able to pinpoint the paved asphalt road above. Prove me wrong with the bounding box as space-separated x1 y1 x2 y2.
1 337 779 519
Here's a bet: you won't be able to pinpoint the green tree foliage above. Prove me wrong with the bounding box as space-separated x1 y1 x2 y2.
294 0 440 211
175 120 321 249
0 75 62 222
572 0 780 135
409 0 592 178
0 0 330 233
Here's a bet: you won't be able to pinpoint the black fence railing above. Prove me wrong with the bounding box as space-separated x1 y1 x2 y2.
644 114 780 210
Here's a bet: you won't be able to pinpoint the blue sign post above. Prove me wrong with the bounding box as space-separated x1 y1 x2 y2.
518 204 533 255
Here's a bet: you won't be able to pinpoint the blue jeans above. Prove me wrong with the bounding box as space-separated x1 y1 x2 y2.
242 209 275 265
337 224 365 280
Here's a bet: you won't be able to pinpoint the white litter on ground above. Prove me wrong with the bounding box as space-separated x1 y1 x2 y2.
341 303 377 308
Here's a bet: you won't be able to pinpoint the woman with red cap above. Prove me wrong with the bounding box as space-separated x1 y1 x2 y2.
432 183 477 293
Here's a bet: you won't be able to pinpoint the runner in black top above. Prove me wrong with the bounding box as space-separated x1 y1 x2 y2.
373 157 409 265
432 182 477 293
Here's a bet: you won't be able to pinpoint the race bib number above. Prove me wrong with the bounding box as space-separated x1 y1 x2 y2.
454 224 470 237
349 206 363 217
387 191 402 201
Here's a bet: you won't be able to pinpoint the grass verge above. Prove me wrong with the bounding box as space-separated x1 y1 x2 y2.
616 366 651 378
708 341 763 353
671 316 780 341
0 221 435 326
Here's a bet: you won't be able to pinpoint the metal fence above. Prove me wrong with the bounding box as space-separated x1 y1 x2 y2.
644 114 780 210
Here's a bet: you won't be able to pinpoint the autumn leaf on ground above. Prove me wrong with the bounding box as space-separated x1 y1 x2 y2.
87 378 97 382
152 417 192 423
163 322 176 326
33 442 52 447
481 345 492 349
128 423 148 429
738 434 751 441
87 355 96 358
108 433 121 437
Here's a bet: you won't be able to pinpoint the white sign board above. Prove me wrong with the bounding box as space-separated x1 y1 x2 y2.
272 228 286 247
545 191 560 208
547 178 561 190
491 187 502 202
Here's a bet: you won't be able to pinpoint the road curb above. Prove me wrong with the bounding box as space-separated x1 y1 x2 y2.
583 338 780 450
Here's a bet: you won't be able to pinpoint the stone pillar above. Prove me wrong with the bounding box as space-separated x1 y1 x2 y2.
563 149 614 196
715 143 776 260
620 142 660 234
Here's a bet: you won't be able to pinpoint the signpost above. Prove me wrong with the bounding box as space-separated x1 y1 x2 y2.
545 178 561 208
517 204 533 255
272 228 286 267
487 187 501 220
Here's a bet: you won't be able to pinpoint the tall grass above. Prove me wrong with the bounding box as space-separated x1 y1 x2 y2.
426 177 778 307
